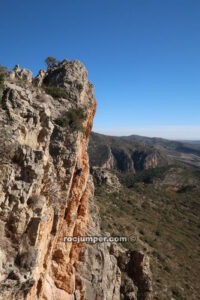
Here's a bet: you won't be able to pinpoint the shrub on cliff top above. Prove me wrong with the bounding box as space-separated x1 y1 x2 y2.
45 86 67 99
0 65 7 107
45 56 57 68
55 107 86 132
0 73 4 89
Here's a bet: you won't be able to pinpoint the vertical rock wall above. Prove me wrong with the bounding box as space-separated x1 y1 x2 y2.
0 60 152 300
0 60 96 300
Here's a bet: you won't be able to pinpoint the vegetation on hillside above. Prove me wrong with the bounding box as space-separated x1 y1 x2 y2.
55 107 86 132
45 86 67 99
43 57 69 99
0 73 4 105
89 132 200 169
0 65 8 107
94 165 200 299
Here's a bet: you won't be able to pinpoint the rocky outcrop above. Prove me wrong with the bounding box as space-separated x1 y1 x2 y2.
78 194 121 300
88 133 166 174
0 60 153 300
131 151 159 171
0 60 96 299
79 199 152 300
78 194 152 300
9 64 33 83
111 245 152 300
91 167 121 192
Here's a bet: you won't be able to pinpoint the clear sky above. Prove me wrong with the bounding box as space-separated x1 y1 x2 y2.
1 0 200 139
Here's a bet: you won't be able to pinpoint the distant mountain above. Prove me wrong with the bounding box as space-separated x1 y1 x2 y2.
89 131 200 299
89 132 200 171
179 140 200 145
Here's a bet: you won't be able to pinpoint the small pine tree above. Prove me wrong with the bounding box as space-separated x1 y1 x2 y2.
45 56 57 68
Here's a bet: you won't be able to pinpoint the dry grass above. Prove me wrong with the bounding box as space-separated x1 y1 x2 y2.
94 166 200 299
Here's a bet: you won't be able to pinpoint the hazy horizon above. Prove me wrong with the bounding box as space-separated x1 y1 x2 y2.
94 125 200 140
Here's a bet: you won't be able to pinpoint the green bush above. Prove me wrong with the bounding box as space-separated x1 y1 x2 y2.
0 73 5 107
45 86 67 99
55 107 86 132
45 56 57 68
0 73 4 89
55 116 69 128
0 65 9 107
171 287 183 299
155 228 162 237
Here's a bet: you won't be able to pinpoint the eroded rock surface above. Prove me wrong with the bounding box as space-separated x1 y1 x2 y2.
0 60 96 300
91 167 121 192
79 198 152 300
0 61 152 300
88 133 167 173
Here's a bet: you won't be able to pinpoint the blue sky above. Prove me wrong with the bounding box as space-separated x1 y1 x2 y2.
1 0 200 139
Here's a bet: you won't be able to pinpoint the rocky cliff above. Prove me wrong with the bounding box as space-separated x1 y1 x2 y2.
88 133 168 174
0 61 153 300
0 60 97 300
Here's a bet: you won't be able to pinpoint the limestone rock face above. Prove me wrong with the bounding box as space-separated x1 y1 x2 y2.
91 167 121 192
78 199 152 300
0 60 96 300
88 133 164 174
78 195 121 300
0 60 153 300
9 64 33 83
34 70 47 87
111 245 152 300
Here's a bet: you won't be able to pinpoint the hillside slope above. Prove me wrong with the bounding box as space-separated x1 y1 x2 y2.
89 132 200 171
89 132 200 299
